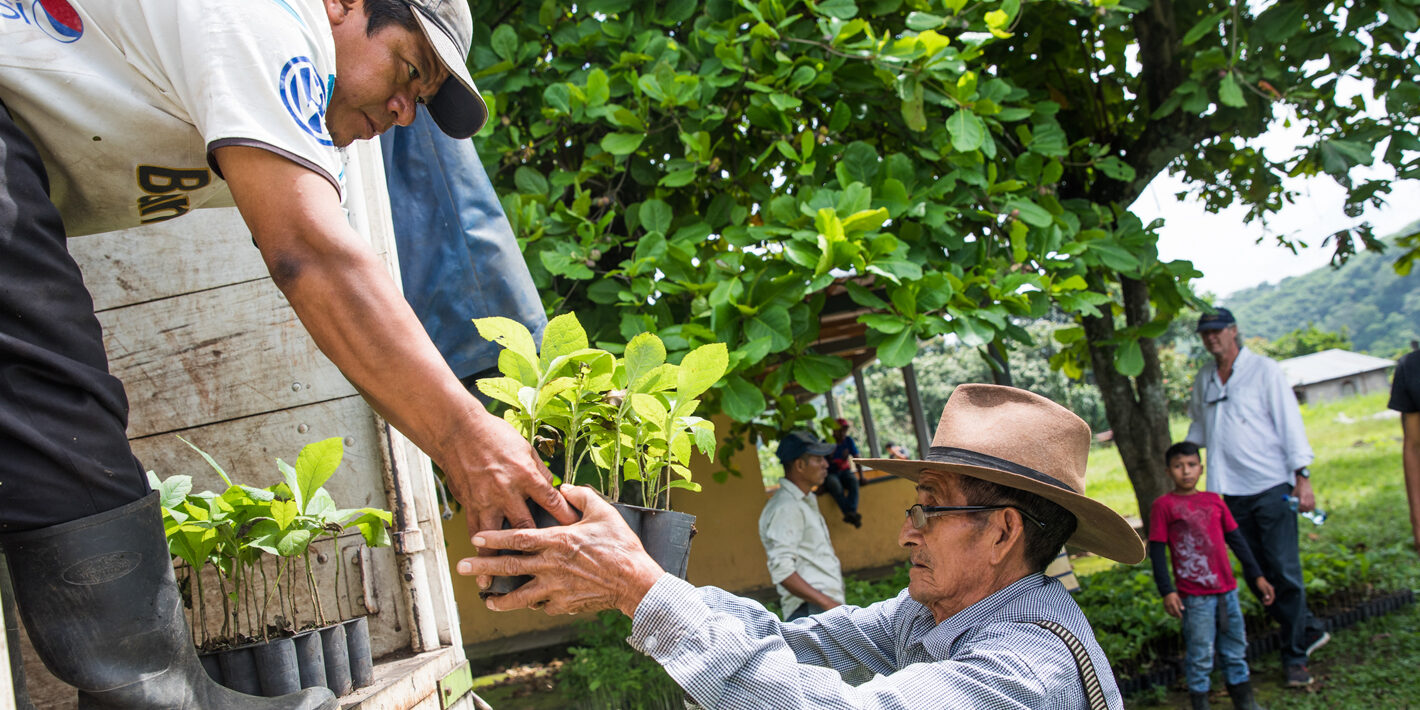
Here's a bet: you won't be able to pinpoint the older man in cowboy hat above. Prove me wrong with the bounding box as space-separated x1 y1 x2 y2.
459 384 1144 709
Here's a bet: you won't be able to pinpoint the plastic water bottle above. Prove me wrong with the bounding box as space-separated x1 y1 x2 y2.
1283 495 1327 526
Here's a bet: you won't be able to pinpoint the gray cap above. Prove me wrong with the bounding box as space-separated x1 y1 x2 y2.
406 0 488 139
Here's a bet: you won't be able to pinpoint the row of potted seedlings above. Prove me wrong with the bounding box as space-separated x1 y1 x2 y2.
150 437 393 697
471 313 727 593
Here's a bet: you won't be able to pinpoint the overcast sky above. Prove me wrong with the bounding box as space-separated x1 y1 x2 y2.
1132 169 1420 301
1129 90 1418 301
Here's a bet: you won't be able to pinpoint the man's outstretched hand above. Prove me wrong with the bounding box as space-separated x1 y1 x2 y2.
456 485 665 618
441 409 579 538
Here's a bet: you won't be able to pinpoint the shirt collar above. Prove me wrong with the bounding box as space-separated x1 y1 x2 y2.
775 480 815 503
916 573 1049 659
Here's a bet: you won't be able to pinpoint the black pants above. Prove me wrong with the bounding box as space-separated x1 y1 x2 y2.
1225 483 1325 667
0 103 147 532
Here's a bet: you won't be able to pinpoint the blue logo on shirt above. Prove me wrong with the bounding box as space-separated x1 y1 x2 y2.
279 56 333 147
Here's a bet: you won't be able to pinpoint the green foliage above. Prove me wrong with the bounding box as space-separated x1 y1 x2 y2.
150 438 393 646
559 612 682 709
844 562 912 609
475 313 725 508
1224 231 1420 357
471 0 1203 466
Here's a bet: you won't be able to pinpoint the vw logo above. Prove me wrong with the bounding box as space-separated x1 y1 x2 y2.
279 56 333 147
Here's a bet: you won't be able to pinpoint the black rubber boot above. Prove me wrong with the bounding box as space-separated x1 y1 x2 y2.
1226 681 1265 710
0 493 336 710
1190 691 1211 710
1 555 37 710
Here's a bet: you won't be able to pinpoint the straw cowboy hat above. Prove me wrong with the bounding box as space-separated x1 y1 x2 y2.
859 384 1145 564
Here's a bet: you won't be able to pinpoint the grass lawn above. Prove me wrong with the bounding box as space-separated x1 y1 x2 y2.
1084 391 1420 709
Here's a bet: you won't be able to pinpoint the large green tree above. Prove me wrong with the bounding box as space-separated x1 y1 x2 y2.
989 0 1419 518
469 0 1417 523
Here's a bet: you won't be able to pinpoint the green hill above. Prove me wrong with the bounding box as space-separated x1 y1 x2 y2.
1223 224 1420 358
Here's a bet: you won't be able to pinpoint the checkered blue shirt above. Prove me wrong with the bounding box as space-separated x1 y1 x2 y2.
628 572 1123 709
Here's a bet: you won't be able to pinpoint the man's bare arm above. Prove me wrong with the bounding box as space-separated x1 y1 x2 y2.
213 145 575 533
779 572 842 611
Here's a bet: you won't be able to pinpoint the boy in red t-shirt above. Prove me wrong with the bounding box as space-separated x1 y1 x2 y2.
1150 441 1276 710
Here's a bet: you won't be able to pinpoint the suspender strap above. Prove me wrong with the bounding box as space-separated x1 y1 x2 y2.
1031 620 1109 710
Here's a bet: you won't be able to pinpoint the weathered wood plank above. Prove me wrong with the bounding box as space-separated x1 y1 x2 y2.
132 396 386 509
68 208 269 312
100 278 358 438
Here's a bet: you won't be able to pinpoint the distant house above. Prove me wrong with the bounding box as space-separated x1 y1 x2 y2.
1277 349 1395 405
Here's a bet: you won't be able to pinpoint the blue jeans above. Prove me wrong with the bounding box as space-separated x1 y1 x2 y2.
1182 589 1249 692
1226 483 1324 666
785 602 827 622
820 467 860 517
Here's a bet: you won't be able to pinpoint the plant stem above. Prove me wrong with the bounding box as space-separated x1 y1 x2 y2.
259 563 270 641
331 534 345 621
186 568 197 649
216 571 230 643
195 564 208 647
305 550 326 627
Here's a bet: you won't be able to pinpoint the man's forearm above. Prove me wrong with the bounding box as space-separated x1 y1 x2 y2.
274 243 483 457
779 572 840 610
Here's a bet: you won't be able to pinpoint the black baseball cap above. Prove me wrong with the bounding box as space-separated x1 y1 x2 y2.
1196 307 1237 332
776 431 836 465
405 0 488 139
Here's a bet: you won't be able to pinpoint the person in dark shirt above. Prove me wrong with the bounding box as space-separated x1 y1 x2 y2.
1388 346 1420 553
821 418 866 527
1150 441 1274 710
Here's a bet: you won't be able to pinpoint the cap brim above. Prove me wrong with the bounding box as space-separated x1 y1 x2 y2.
805 442 836 456
411 8 487 140
1196 322 1233 332
858 457 1145 565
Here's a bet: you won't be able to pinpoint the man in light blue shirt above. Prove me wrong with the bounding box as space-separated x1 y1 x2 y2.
462 385 1145 709
1186 307 1329 687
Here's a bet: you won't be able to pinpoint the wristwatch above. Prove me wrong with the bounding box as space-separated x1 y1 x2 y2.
1295 467 1310 479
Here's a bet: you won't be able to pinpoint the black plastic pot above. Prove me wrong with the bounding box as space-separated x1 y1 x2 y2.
199 650 223 684
253 637 302 697
292 629 327 690
217 644 261 696
484 500 693 597
320 623 353 697
344 616 374 689
625 504 696 579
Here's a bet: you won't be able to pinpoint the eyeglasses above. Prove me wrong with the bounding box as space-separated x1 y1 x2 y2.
1204 379 1227 405
905 504 1046 530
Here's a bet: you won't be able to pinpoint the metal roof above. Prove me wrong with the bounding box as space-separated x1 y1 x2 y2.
1278 349 1395 387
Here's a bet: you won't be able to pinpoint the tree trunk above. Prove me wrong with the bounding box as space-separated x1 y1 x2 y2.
983 343 1013 386
1082 276 1172 533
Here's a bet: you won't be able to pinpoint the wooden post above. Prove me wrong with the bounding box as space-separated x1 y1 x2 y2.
902 363 931 457
853 369 881 458
825 390 841 420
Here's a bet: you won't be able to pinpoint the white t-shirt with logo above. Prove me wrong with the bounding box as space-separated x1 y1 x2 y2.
0 0 345 236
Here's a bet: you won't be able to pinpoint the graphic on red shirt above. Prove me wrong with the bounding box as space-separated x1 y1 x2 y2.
1148 491 1239 596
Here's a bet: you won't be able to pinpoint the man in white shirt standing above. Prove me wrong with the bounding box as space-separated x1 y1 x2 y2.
759 431 846 621
1186 308 1329 688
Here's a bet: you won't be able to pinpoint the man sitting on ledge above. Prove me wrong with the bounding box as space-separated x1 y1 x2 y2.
459 384 1145 709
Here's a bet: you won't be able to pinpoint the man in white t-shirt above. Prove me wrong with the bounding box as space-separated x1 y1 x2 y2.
0 1 574 706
